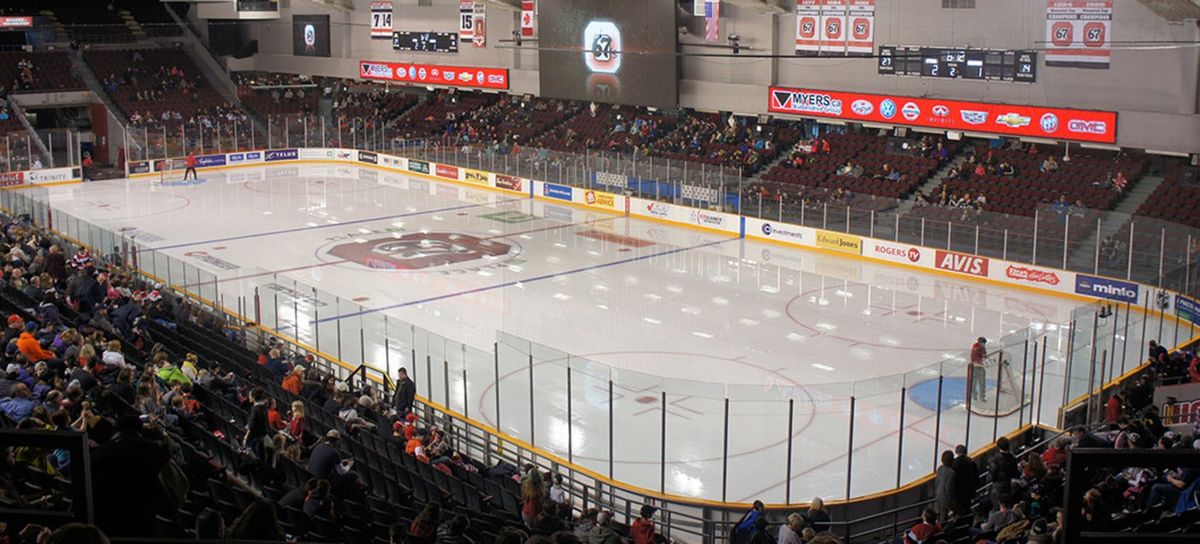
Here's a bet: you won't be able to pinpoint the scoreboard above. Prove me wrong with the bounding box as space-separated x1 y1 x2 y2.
392 31 460 53
878 46 1036 83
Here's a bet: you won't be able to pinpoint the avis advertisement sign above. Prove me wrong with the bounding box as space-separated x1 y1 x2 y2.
359 60 509 90
1074 274 1138 303
935 250 989 277
767 87 1117 144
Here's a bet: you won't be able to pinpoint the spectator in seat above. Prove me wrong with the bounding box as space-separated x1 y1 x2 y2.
1040 156 1058 173
904 508 941 544
436 514 472 544
732 500 766 542
17 322 56 364
308 429 346 480
0 382 35 422
980 495 1021 533
227 499 286 541
997 162 1016 176
778 513 804 544
1105 392 1125 423
392 366 416 415
409 503 441 544
836 160 853 176
194 509 225 539
1145 452 1200 508
1112 171 1128 192
973 162 988 177
1071 425 1110 448
630 504 658 544
588 511 620 544
804 496 830 532
282 365 303 395
286 401 305 442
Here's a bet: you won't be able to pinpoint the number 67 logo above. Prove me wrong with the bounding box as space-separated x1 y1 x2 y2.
1083 22 1106 47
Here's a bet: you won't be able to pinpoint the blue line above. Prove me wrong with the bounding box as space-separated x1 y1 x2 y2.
312 236 737 324
143 198 518 252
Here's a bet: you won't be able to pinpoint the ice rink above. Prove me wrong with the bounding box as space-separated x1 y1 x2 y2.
43 163 1153 503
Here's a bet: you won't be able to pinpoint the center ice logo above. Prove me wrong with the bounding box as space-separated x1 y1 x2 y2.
327 232 513 271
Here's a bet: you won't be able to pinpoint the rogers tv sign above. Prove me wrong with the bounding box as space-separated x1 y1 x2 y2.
768 87 1117 144
359 60 509 90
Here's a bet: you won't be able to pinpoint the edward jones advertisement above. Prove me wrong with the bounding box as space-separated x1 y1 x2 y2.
815 230 862 255
767 87 1117 144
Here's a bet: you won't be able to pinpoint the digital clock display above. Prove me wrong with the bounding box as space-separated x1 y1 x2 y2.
392 31 459 53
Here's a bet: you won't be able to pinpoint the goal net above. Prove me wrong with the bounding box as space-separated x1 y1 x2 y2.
158 165 190 184
967 349 1028 418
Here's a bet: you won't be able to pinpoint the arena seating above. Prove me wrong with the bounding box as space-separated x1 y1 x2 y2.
84 46 238 126
1133 165 1200 228
758 132 954 201
235 72 320 117
532 104 674 154
0 51 86 94
649 112 806 176
393 91 496 140
927 144 1147 216
455 96 578 145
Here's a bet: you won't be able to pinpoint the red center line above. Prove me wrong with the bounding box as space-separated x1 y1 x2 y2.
177 215 625 288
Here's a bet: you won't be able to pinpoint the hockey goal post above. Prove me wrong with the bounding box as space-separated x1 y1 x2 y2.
967 349 1029 418
158 164 189 184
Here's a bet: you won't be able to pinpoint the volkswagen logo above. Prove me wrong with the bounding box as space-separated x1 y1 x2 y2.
879 99 897 119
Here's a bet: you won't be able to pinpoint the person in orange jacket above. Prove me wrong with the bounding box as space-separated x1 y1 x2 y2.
17 322 56 363
630 505 658 544
281 365 304 396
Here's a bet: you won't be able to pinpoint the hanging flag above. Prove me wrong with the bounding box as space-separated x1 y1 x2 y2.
1045 0 1112 69
521 0 535 38
472 3 486 47
458 0 474 43
819 0 847 56
705 1 720 43
370 1 392 40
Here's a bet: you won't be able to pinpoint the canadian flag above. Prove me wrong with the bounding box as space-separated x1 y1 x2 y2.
521 0 535 37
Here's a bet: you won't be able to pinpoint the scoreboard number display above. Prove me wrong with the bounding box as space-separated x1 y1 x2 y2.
392 31 460 53
878 46 1036 83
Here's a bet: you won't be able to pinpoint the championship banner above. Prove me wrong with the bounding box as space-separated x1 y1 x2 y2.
794 0 821 55
767 87 1118 144
520 0 536 37
1045 0 1111 69
819 0 847 56
472 3 486 48
370 2 392 39
459 0 474 43
846 0 874 56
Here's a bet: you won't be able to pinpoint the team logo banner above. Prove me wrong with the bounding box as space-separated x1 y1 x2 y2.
1045 0 1111 69
359 60 509 90
472 3 486 47
795 0 821 55
846 0 874 55
767 87 1117 144
819 0 846 55
370 1 392 39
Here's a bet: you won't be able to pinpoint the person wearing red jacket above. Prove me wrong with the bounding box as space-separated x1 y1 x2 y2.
630 505 658 544
184 151 197 180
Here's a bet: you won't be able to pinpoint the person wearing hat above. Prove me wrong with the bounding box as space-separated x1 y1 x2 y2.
2 314 25 347
307 429 346 480
17 321 57 365
969 337 988 403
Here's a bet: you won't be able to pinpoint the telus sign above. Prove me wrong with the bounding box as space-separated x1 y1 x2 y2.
1074 274 1139 303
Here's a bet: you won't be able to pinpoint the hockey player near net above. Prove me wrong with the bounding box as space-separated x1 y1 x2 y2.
969 337 988 403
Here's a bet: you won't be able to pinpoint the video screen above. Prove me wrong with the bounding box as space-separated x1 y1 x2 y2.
538 0 677 108
292 14 331 57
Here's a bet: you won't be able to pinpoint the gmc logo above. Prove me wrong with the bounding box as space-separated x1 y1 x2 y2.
1068 120 1108 135
935 250 988 277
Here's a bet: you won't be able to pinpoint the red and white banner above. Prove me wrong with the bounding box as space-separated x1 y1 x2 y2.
521 0 536 38
846 0 874 55
1045 0 1111 69
705 1 720 43
0 16 33 29
767 87 1118 144
459 0 474 43
370 2 392 39
819 0 847 55
359 60 510 90
795 0 821 54
472 3 486 47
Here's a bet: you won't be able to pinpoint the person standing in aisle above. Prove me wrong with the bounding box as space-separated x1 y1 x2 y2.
392 367 416 416
969 337 988 403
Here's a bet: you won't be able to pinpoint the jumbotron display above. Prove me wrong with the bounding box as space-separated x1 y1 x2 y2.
537 0 677 107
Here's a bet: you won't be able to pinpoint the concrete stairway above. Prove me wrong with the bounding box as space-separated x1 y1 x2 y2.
1065 174 1166 273
893 153 967 215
